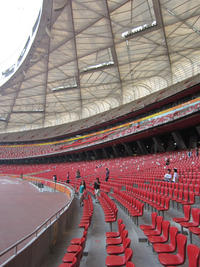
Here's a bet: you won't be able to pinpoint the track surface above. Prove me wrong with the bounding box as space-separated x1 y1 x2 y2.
0 176 69 253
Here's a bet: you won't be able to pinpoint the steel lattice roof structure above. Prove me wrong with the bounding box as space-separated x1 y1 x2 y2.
0 0 200 135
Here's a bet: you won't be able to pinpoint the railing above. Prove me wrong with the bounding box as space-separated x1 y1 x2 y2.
0 177 74 266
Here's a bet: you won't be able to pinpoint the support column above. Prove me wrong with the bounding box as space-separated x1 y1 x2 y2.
171 131 187 149
152 137 165 153
122 143 133 156
112 145 119 157
136 140 148 154
195 125 200 136
102 148 109 159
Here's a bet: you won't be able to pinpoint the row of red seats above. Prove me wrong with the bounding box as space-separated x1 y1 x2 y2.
98 191 118 231
105 219 135 267
79 194 93 228
126 187 170 217
140 212 200 267
58 194 93 267
110 190 144 225
60 229 87 267
173 206 200 243
148 181 200 198
127 184 196 210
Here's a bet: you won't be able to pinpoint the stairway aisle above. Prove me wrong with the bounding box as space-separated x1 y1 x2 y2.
115 204 163 267
80 200 108 267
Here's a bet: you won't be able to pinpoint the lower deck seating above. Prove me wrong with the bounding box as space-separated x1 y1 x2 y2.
1 149 200 266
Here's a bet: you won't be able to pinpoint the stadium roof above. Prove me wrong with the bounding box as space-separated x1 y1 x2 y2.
0 0 200 134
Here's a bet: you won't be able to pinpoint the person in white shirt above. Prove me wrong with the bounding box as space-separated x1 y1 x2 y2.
172 168 178 183
164 169 172 182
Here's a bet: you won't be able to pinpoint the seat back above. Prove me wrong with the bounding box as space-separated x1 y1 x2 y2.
183 205 191 220
164 198 170 210
189 191 195 204
169 226 178 250
176 234 187 261
191 208 200 225
125 248 133 263
183 190 189 201
162 220 170 240
71 257 77 267
123 238 131 249
178 189 183 200
126 261 135 267
119 223 126 234
160 197 165 208
187 244 200 267
83 229 88 238
122 230 128 240
156 216 163 233
118 218 123 227
75 245 84 265
151 212 157 228
80 237 86 249
173 189 178 199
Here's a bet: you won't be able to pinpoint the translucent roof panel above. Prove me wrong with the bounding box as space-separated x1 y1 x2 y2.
0 0 200 134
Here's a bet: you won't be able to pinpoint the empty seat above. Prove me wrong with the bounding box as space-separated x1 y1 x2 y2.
140 212 157 231
187 244 200 267
158 234 187 266
153 226 178 253
58 257 77 267
173 205 191 223
106 230 128 246
62 246 83 265
106 248 133 266
126 261 135 267
188 226 200 243
143 216 163 237
107 238 131 255
148 220 170 245
180 208 200 229
106 219 123 238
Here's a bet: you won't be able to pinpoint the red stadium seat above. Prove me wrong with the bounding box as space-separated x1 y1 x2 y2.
140 212 157 231
187 244 200 267
106 230 128 246
106 219 123 238
62 246 83 264
143 216 163 237
126 261 135 267
180 208 200 229
105 248 133 266
153 226 178 253
58 257 77 267
173 205 191 223
67 237 86 253
188 226 200 243
158 234 187 266
106 238 131 255
148 220 170 245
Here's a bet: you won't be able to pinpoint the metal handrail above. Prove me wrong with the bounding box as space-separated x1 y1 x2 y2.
0 177 74 265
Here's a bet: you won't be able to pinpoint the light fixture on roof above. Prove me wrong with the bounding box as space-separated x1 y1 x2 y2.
0 117 6 122
122 20 157 39
52 84 78 91
52 77 78 92
81 61 114 73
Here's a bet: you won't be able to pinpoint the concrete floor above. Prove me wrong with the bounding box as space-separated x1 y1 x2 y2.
41 195 200 267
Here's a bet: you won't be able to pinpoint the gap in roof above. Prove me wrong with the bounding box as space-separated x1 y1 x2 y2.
0 0 43 86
